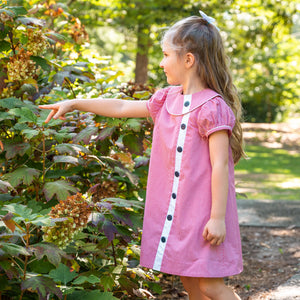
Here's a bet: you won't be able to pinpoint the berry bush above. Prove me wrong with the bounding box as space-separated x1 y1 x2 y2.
0 1 160 299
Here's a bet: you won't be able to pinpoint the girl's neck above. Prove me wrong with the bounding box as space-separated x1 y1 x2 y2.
181 78 207 95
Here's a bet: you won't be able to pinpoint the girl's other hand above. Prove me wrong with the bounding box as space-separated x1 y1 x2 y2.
39 100 74 123
202 218 226 246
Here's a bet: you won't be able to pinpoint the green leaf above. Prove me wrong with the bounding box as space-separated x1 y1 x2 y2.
122 133 144 155
0 242 30 256
0 97 24 109
100 275 115 291
124 119 142 132
55 143 91 155
30 56 51 72
98 126 115 141
53 155 81 165
30 215 52 226
46 32 68 44
105 198 144 209
17 16 45 26
73 126 98 144
3 167 40 187
29 256 56 274
49 263 77 285
118 275 138 293
66 290 118 300
0 111 13 121
3 203 32 219
0 40 11 52
147 281 162 294
14 123 30 131
33 243 70 268
21 276 62 300
2 203 50 225
21 128 40 139
72 275 100 285
43 180 78 201
4 142 31 159
9 107 37 123
5 6 27 16
45 168 79 179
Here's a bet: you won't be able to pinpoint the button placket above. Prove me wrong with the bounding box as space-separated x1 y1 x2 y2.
153 94 192 271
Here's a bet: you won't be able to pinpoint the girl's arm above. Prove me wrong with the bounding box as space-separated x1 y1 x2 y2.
202 130 229 246
39 98 150 123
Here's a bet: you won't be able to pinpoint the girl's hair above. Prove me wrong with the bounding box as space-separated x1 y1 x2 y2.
162 16 245 164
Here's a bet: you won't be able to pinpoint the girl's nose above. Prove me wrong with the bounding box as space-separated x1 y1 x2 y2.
159 59 164 68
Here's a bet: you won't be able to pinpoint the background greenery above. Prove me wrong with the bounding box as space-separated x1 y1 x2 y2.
236 145 300 200
0 0 299 299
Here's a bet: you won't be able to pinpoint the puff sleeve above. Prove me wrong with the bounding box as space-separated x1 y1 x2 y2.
197 97 236 138
146 87 171 122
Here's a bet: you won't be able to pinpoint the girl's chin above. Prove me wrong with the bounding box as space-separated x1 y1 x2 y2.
167 78 178 85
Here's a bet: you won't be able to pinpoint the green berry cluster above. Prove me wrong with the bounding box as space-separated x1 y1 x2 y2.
26 29 48 56
7 49 37 82
0 86 15 99
43 193 91 249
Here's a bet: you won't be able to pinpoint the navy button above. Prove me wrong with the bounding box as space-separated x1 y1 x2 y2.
177 146 183 153
184 101 190 107
172 193 176 199
161 236 166 243
167 215 172 221
175 171 180 177
181 123 186 130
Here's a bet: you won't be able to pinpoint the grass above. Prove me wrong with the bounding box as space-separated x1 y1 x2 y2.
235 145 300 201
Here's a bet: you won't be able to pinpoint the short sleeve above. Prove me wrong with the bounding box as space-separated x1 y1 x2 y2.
197 97 235 138
146 87 171 122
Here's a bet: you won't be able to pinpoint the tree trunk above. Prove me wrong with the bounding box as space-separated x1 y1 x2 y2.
135 23 150 84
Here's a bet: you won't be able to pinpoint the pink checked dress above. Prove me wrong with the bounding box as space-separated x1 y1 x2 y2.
140 86 243 277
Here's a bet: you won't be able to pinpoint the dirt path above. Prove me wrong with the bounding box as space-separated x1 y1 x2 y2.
242 119 300 153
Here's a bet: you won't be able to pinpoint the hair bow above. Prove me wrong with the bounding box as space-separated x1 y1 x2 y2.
199 10 220 31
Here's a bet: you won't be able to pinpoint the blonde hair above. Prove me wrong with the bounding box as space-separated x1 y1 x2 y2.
162 16 245 164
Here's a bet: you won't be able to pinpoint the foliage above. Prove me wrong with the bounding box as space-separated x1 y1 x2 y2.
224 0 300 122
0 1 160 298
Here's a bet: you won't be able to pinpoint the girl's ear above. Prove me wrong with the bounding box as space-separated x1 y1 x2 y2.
185 52 196 68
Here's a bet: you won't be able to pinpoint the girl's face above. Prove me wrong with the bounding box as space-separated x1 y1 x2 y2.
160 42 186 85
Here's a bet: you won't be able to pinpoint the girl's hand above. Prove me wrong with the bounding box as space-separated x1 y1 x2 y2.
39 100 75 123
202 218 226 246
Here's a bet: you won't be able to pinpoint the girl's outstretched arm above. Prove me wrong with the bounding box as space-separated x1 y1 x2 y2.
202 130 229 246
39 98 150 123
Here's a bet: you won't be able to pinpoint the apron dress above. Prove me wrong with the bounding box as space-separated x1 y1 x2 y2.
140 86 243 277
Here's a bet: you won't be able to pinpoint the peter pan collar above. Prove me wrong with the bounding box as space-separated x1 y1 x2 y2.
166 86 221 116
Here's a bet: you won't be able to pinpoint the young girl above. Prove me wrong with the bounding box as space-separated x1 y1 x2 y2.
40 12 244 300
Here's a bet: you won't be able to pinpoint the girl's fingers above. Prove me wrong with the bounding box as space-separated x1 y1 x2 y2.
39 104 56 110
44 110 57 123
202 226 209 240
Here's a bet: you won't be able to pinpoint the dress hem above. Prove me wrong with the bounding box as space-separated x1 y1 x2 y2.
140 262 243 278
